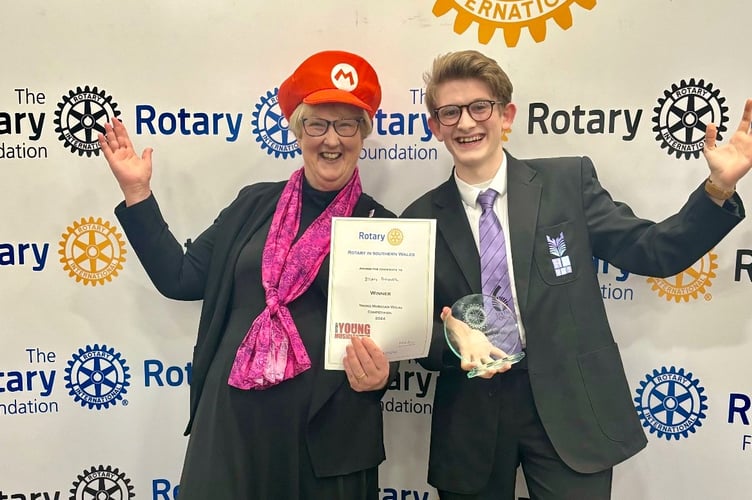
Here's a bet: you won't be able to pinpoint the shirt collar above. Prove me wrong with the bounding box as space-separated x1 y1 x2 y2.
454 151 509 209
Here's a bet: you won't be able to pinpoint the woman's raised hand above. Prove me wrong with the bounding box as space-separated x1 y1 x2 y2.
98 118 153 206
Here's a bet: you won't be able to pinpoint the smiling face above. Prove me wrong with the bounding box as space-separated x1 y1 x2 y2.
428 78 516 184
297 102 365 191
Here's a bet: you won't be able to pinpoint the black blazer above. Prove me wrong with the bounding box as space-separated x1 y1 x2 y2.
401 154 744 493
116 180 397 477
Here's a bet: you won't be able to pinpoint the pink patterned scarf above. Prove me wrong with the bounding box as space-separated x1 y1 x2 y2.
227 167 363 390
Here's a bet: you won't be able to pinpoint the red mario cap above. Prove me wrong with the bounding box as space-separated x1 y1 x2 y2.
278 50 382 120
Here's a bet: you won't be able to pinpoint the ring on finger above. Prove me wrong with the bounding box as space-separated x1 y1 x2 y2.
356 372 367 380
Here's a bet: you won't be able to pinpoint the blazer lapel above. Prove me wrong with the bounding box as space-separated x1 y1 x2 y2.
506 153 541 316
199 181 283 338
434 174 481 293
189 182 283 430
308 194 377 420
312 193 376 299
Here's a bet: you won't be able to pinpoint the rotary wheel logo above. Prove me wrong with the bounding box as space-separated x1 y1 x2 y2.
251 88 300 159
69 465 135 500
646 251 717 302
652 78 729 159
64 344 131 410
462 303 488 329
59 217 127 286
387 228 404 246
431 0 597 47
634 366 707 440
54 86 121 157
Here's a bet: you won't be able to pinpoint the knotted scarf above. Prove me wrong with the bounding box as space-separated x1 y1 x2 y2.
227 166 363 389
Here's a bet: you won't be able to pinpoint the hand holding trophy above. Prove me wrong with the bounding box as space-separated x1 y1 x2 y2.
442 294 525 378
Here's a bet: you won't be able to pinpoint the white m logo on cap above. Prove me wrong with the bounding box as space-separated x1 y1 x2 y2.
331 63 358 91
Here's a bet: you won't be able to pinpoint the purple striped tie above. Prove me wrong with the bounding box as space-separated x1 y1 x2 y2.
477 189 522 354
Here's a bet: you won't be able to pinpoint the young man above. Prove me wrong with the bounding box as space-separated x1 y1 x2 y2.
401 50 752 499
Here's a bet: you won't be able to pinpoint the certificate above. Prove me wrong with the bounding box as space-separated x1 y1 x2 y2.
324 217 436 370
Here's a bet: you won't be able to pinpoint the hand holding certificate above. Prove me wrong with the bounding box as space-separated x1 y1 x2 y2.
324 217 436 370
342 336 391 391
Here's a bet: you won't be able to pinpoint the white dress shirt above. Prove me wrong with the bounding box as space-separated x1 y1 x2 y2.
453 151 527 345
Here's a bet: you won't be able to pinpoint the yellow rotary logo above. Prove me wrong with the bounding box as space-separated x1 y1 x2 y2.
646 252 718 303
387 228 404 246
59 217 127 286
432 0 597 47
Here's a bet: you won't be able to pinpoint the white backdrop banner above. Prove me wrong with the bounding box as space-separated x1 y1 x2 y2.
2 1 752 499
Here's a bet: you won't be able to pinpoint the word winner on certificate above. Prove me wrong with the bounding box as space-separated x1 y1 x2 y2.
324 217 436 370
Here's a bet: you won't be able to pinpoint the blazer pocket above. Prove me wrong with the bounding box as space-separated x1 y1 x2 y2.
578 343 642 443
534 221 578 285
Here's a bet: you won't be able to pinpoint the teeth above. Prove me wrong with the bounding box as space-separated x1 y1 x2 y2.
457 135 482 144
321 152 340 159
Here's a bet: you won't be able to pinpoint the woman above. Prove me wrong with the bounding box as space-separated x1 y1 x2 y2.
98 50 396 500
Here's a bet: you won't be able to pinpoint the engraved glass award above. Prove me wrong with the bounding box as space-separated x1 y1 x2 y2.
443 294 524 378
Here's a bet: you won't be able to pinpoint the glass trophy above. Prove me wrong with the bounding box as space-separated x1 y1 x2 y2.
443 294 525 378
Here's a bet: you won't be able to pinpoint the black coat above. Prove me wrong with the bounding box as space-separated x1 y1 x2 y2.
401 154 744 493
116 180 397 476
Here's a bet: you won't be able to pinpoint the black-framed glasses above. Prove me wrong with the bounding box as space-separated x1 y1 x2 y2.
302 118 363 137
433 100 502 126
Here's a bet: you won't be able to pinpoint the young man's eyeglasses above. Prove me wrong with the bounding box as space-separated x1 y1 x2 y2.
433 100 503 127
302 118 363 137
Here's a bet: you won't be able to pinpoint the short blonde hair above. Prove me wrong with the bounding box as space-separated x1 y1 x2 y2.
288 103 373 139
424 50 513 114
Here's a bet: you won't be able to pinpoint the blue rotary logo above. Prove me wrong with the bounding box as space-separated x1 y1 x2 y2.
634 366 708 440
251 88 300 159
64 344 131 410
